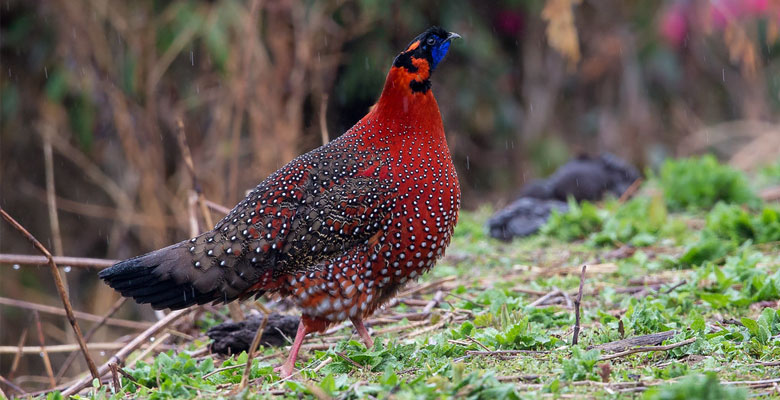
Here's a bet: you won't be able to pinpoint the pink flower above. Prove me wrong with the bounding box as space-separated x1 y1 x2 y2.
659 4 688 46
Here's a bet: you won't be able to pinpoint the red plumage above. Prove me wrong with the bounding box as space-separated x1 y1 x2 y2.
100 26 461 376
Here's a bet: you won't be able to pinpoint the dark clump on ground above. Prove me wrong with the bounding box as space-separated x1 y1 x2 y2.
207 313 300 355
487 198 569 241
488 153 640 240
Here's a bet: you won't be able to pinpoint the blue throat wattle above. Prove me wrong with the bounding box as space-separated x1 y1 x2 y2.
431 41 451 70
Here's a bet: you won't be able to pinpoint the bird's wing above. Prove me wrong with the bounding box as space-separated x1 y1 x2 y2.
100 139 398 310
195 141 398 290
216 145 396 267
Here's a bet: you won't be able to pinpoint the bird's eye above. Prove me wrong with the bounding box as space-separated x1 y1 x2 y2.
426 37 436 46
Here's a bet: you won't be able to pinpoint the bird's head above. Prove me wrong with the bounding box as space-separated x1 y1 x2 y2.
391 26 460 94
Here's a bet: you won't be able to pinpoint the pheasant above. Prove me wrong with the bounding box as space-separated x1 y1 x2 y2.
100 26 461 377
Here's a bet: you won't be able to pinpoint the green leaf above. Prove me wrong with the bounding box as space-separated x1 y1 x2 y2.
659 155 758 211
460 320 474 336
741 318 760 336
690 311 706 333
320 373 336 395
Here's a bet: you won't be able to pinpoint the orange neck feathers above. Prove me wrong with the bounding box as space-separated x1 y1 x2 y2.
368 63 442 133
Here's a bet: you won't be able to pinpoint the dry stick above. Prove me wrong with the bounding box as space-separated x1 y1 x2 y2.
422 290 445 314
723 377 780 387
398 276 457 298
572 265 587 346
599 338 696 361
42 126 65 257
43 129 134 224
19 181 178 228
465 335 491 352
56 297 129 381
8 326 28 385
617 178 643 203
591 331 677 352
0 208 100 384
187 193 200 237
528 289 562 308
662 280 687 294
466 350 550 356
513 287 549 296
0 342 174 354
61 309 188 397
33 311 57 389
114 365 144 388
0 254 117 269
312 357 333 373
126 332 173 369
204 199 231 215
0 375 26 396
560 288 574 309
751 361 780 367
335 352 364 371
496 374 542 382
237 311 268 392
319 93 330 144
109 363 121 393
0 296 150 330
43 127 72 353
202 364 245 379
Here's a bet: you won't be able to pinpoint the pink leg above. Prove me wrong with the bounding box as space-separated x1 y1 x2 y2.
350 317 374 348
275 321 308 378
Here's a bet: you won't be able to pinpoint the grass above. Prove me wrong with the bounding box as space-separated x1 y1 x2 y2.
45 157 780 399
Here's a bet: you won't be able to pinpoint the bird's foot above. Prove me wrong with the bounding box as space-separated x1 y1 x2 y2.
274 361 295 378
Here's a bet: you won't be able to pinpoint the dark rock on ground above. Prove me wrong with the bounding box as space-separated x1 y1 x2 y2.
520 153 641 202
486 197 568 241
207 313 299 355
487 153 640 240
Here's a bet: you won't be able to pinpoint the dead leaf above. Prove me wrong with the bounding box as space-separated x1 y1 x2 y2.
723 22 757 79
541 0 582 69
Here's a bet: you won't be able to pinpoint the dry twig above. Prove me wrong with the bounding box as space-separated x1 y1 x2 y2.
56 297 129 381
599 338 696 361
61 309 188 396
618 178 643 203
0 342 174 354
529 289 562 308
0 296 150 330
8 326 28 382
335 351 364 371
205 199 231 215
109 362 121 393
126 332 174 369
590 331 677 352
467 349 550 356
237 310 268 392
723 377 780 388
398 276 456 298
0 208 100 383
572 265 587 345
33 311 57 389
0 375 26 396
465 335 491 352
0 254 117 269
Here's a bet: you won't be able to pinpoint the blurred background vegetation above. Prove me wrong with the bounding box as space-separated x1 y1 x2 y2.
1 0 779 389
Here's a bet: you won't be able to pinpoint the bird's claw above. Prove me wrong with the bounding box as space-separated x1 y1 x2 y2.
274 363 295 379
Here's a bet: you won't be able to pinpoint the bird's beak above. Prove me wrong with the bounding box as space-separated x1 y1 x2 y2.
446 32 461 42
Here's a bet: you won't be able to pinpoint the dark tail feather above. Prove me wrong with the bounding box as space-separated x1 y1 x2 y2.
100 243 227 310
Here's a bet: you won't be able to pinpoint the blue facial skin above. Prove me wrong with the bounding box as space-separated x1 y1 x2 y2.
430 38 451 70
